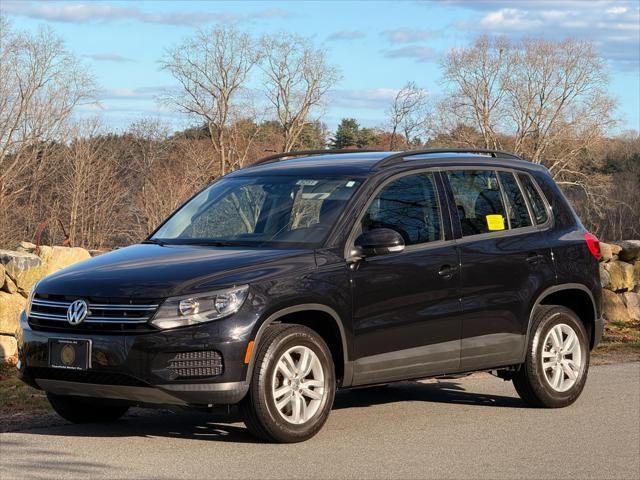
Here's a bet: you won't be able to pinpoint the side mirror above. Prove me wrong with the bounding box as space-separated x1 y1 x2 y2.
351 228 405 259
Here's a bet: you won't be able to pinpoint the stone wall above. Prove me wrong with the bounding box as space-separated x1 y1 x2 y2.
599 240 640 323
0 242 92 362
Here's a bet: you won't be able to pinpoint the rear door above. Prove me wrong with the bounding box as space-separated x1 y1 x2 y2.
443 168 555 370
349 171 463 385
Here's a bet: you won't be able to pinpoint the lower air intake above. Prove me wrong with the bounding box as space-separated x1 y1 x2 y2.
167 351 223 379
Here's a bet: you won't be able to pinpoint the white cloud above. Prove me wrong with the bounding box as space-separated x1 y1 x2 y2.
329 88 400 109
327 30 366 41
381 28 434 43
383 45 434 62
443 0 639 70
2 1 289 26
85 53 134 63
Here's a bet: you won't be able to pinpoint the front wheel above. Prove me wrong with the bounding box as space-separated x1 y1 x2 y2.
240 324 336 443
513 305 590 408
47 393 129 423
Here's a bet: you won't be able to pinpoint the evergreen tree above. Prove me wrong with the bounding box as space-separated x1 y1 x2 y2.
331 118 360 148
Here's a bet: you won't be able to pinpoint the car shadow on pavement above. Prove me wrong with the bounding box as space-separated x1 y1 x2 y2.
334 379 527 410
10 379 526 444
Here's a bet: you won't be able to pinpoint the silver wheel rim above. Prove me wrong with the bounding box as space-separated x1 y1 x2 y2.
541 323 582 392
271 345 325 425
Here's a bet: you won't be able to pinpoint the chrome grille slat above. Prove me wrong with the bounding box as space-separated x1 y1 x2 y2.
29 312 150 323
32 299 158 310
29 296 158 331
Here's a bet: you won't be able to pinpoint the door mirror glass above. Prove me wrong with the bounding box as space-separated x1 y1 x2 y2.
353 228 405 257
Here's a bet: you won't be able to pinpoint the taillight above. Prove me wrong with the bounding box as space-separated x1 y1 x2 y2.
584 232 601 260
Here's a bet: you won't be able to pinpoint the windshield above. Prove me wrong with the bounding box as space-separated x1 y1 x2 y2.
151 176 363 248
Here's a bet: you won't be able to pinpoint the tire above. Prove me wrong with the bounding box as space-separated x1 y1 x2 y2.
240 324 336 443
513 305 590 408
47 393 129 423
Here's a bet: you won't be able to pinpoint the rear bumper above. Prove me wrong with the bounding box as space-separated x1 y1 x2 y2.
593 316 605 350
17 311 251 406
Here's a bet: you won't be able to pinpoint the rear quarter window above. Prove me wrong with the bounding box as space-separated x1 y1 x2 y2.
518 173 549 225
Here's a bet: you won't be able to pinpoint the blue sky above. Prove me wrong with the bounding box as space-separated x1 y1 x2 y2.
3 0 639 134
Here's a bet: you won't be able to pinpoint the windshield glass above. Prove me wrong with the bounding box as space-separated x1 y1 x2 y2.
151 176 363 248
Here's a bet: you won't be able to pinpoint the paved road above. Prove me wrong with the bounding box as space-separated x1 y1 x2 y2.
1 363 638 480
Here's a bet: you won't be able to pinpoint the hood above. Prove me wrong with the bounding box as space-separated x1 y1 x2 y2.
36 244 316 299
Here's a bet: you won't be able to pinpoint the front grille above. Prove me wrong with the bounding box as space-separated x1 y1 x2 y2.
28 295 159 333
167 351 223 379
28 367 148 387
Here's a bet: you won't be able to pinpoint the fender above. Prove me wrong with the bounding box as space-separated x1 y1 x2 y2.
245 304 354 387
521 283 597 362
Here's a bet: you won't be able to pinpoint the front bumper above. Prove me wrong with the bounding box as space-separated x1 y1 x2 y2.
17 312 251 406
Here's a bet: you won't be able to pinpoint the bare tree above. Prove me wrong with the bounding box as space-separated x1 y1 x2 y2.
387 82 429 149
441 35 512 150
0 17 95 228
160 25 260 176
261 33 340 152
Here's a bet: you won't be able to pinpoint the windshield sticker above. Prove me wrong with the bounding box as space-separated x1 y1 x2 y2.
296 179 319 186
345 181 356 187
486 214 506 231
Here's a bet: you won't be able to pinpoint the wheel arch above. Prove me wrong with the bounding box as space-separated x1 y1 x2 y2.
246 304 353 387
526 284 598 352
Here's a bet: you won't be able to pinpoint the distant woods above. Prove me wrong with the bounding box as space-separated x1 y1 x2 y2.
0 17 638 249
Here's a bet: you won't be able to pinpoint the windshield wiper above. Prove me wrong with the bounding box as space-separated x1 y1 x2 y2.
141 238 166 246
190 241 242 247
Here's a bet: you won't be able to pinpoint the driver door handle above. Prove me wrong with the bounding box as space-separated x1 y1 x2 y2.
438 265 458 278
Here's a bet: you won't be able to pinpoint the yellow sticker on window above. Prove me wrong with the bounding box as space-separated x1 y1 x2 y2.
486 214 506 231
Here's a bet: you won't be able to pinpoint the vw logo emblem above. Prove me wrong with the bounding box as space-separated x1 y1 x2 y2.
67 299 89 325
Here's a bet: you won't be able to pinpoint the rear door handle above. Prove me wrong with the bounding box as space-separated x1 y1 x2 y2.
526 253 544 264
438 265 458 278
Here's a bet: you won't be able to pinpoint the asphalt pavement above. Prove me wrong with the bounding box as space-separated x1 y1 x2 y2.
1 362 638 480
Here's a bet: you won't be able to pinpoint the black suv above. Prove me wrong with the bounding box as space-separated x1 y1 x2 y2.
18 149 604 442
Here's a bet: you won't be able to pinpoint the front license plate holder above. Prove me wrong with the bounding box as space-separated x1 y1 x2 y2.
49 338 91 370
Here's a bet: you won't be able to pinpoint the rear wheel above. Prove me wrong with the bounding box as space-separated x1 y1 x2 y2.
240 324 336 443
47 393 129 423
513 305 590 408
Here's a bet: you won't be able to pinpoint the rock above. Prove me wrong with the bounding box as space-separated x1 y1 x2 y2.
37 245 91 276
602 289 631 322
0 249 45 295
602 260 636 292
0 249 42 277
610 244 622 256
623 292 640 321
635 261 640 283
3 275 18 294
0 291 26 335
600 242 614 262
0 335 18 362
599 264 611 289
618 240 640 262
15 241 36 254
0 264 4 290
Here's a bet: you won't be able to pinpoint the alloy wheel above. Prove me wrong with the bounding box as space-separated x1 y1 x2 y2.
271 345 325 424
541 323 582 392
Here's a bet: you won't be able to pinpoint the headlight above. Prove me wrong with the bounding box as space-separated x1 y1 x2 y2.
150 285 249 330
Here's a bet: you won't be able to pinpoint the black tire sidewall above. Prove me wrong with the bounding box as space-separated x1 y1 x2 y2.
255 327 336 442
527 307 590 407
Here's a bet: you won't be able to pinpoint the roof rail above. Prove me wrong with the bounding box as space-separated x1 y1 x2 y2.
252 149 379 166
375 148 522 168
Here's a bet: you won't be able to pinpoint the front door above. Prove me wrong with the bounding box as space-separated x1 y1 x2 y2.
349 171 462 386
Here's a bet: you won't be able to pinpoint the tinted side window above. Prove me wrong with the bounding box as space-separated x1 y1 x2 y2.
518 173 549 224
362 173 442 245
447 170 507 236
499 172 532 229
